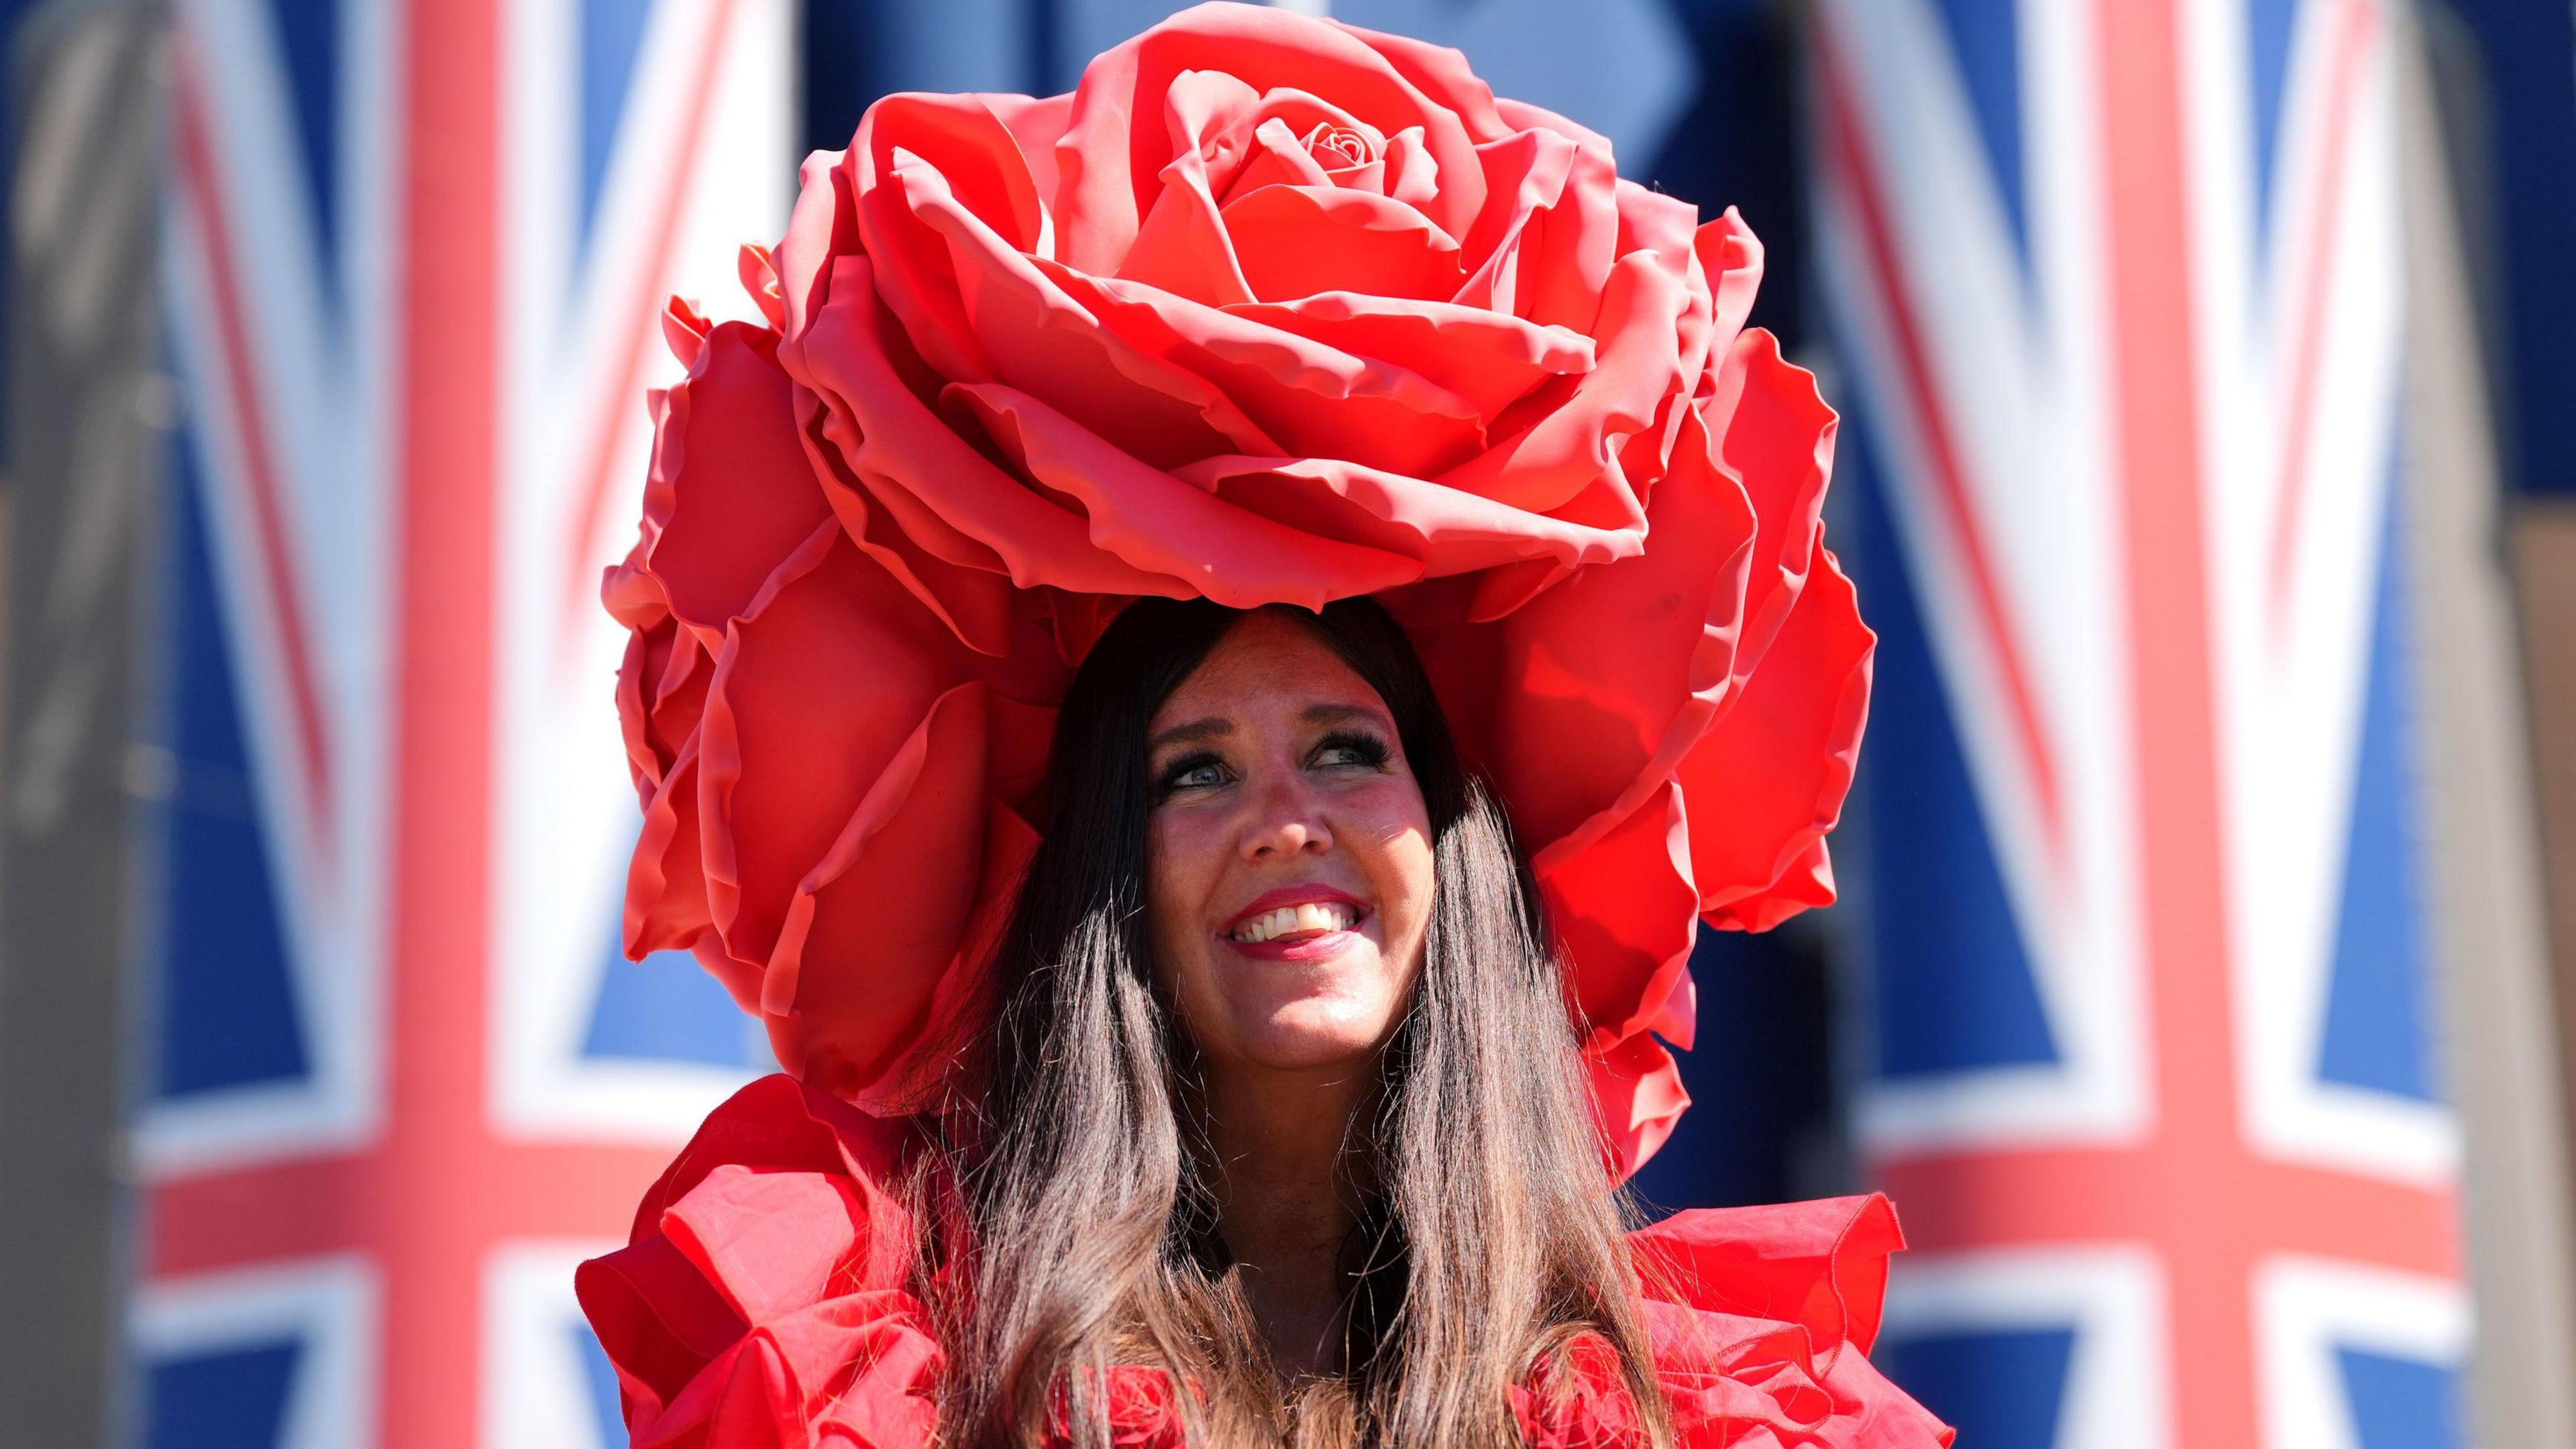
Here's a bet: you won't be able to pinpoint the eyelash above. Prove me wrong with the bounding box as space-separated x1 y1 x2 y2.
1154 751 1226 798
1149 730 1393 798
1312 729 1391 769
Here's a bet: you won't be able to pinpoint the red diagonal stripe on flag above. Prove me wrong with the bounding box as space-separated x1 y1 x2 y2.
557 0 745 651
2263 0 2381 649
1815 29 2070 868
172 56 338 861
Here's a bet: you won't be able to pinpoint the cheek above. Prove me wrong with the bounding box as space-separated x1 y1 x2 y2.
1350 789 1438 959
1145 810 1225 959
1380 832 1437 962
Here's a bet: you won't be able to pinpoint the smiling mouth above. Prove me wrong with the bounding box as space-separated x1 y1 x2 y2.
1228 900 1361 945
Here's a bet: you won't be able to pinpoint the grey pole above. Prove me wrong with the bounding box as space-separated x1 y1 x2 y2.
0 4 168 1446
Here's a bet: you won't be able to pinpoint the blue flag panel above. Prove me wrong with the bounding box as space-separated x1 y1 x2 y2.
2339 1348 2459 1449
265 0 341 289
145 1340 303 1449
1849 435 2059 1079
2314 498 2439 1103
152 442 308 1100
1874 1327 2074 1449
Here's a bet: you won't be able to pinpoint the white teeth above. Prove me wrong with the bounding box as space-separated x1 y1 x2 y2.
1229 901 1356 943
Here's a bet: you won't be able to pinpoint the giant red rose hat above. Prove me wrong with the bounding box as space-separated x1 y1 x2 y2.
605 1 1872 1176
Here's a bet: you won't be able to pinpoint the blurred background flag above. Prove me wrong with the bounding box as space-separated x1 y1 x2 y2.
6 2 2576 1447
1812 1 2469 1446
128 1 786 1446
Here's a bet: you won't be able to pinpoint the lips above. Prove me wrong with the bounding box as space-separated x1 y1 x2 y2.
1231 900 1357 943
1220 885 1368 959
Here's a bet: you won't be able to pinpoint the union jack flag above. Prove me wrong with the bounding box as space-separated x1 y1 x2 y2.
1812 1 2465 1446
132 1 785 1444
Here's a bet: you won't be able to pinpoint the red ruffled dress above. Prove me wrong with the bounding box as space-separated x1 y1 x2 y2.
577 1077 1953 1449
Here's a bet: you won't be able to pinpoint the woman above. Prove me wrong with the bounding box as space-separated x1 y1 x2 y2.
581 5 1941 1445
966 596 1674 1442
583 597 1943 1448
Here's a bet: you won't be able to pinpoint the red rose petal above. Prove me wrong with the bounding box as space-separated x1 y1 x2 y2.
1441 252 1686 520
786 254 1184 598
1053 5 1488 270
1709 331 1839 686
1455 403 1754 857
1696 208 1766 366
892 155 1281 465
769 683 995 1095
810 1304 945 1444
812 449 1020 660
633 1077 914 1252
650 627 710 741
1225 290 1594 424
614 615 708 789
1224 115 1345 201
984 91 1073 203
1224 182 1464 304
628 747 717 961
696 527 981 981
1587 1031 1689 1177
1115 70 1263 307
1180 452 1633 579
1040 260 1489 478
860 93 1049 254
737 244 784 331
1673 333 1871 930
1120 175 1256 311
1640 963 1699 1052
690 940 769 1026
1456 126 1617 331
772 148 859 341
661 294 712 368
947 382 1426 606
1492 94 1611 153
791 380 1022 658
1538 780 1700 1048
642 323 833 645
1684 549 1872 932
602 525 669 631
847 93 1057 387
1383 125 1441 211
1335 18 1511 142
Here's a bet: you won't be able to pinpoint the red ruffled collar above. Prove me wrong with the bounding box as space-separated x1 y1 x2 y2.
577 1077 1951 1449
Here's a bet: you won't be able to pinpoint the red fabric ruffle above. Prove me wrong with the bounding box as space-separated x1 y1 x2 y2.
574 1077 942 1448
604 0 1873 1171
1046 1366 1193 1448
582 1079 1950 1449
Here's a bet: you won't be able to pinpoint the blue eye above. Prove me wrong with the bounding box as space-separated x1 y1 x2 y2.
1312 730 1392 770
1154 751 1228 797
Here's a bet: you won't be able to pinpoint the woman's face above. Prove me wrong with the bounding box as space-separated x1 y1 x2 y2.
1144 612 1436 1076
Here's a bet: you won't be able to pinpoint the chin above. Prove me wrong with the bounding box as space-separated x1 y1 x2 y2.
1230 1002 1399 1073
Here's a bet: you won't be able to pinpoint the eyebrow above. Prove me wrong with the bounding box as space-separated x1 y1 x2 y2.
1147 716 1232 752
1301 702 1389 729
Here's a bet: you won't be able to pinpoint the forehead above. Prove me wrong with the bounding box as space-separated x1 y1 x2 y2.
1150 612 1387 730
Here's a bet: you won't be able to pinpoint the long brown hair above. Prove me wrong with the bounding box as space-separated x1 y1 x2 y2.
932 597 1669 1448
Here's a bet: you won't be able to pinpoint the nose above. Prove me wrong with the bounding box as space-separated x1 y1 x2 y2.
1238 773 1334 862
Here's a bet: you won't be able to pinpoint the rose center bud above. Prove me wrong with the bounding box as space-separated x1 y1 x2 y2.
1303 123 1375 170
